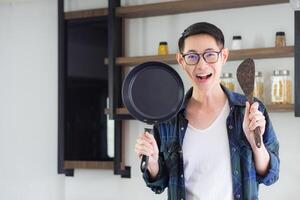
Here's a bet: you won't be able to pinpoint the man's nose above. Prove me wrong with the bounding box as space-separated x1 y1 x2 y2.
195 57 208 69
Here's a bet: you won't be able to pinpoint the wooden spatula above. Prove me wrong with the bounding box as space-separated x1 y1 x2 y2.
236 58 261 148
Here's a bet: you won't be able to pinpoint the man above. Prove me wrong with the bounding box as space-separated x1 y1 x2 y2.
135 22 279 200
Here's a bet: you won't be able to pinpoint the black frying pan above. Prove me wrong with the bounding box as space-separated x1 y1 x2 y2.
122 61 184 172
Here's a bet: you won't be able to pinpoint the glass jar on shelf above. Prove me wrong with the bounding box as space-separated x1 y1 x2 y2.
275 32 286 47
158 41 169 55
231 35 242 50
281 69 292 104
271 70 283 104
253 71 264 102
220 72 235 91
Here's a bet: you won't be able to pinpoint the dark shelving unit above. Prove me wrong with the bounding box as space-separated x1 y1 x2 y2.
58 0 299 178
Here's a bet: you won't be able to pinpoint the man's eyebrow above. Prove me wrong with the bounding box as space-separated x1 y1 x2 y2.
185 49 198 53
185 48 216 53
204 48 215 51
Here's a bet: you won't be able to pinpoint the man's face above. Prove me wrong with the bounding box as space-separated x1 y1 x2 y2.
178 34 228 92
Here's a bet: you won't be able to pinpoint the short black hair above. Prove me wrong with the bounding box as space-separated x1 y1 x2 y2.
178 22 225 53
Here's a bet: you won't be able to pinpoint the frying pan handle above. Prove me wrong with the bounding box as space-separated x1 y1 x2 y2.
140 128 153 173
254 127 262 148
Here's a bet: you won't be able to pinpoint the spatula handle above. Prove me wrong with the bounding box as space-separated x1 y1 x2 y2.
254 126 262 148
248 98 261 148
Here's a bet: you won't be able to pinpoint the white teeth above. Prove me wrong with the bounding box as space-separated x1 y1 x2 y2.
196 73 212 77
196 73 212 80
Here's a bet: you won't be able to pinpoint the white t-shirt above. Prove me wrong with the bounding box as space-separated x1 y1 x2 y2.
182 100 233 200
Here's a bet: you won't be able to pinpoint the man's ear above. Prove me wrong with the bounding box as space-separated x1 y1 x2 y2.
221 48 229 65
176 52 185 69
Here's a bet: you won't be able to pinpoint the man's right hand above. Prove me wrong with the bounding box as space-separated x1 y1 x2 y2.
135 131 159 179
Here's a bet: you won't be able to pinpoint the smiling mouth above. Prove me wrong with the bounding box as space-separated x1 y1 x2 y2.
196 73 212 80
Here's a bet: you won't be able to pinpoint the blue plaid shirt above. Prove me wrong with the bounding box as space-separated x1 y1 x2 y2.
142 86 280 200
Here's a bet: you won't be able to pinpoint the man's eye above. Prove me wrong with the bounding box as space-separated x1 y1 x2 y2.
187 54 199 60
205 52 216 57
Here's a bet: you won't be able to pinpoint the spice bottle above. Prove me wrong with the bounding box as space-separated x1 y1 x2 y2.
281 69 292 104
253 71 264 102
231 35 242 50
275 32 286 47
158 41 169 55
271 70 283 104
220 72 235 91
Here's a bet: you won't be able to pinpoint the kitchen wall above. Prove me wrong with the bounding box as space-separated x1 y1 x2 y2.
0 0 299 200
0 1 64 200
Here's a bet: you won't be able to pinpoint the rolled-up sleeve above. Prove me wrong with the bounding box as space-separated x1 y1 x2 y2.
257 107 280 185
142 155 169 194
142 124 169 194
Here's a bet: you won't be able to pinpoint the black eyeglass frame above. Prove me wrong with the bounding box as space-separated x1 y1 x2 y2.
181 48 223 65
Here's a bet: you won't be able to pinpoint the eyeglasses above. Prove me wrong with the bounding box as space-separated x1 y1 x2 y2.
181 49 223 65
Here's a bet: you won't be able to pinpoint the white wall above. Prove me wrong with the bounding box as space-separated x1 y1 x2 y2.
0 1 64 200
1 1 299 200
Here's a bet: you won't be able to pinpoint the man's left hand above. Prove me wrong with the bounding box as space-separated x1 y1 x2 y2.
243 101 266 148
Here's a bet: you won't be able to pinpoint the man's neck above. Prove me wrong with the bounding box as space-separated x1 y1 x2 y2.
190 84 226 109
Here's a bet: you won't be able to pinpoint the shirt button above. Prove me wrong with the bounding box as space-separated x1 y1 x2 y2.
230 107 233 110
235 194 241 199
232 147 236 152
181 127 184 131
180 174 183 178
228 125 233 129
234 170 239 175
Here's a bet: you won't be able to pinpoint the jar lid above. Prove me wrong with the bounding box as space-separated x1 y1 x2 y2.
273 70 280 75
281 69 290 75
232 35 242 40
255 71 262 77
222 72 233 78
276 32 285 36
159 41 168 45
273 69 280 76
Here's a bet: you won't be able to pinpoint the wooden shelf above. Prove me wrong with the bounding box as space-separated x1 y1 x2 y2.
104 46 294 66
229 46 294 60
114 108 129 115
64 8 108 20
64 161 113 169
266 104 294 112
64 0 288 19
107 104 294 116
105 107 129 115
116 0 288 18
108 54 178 66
